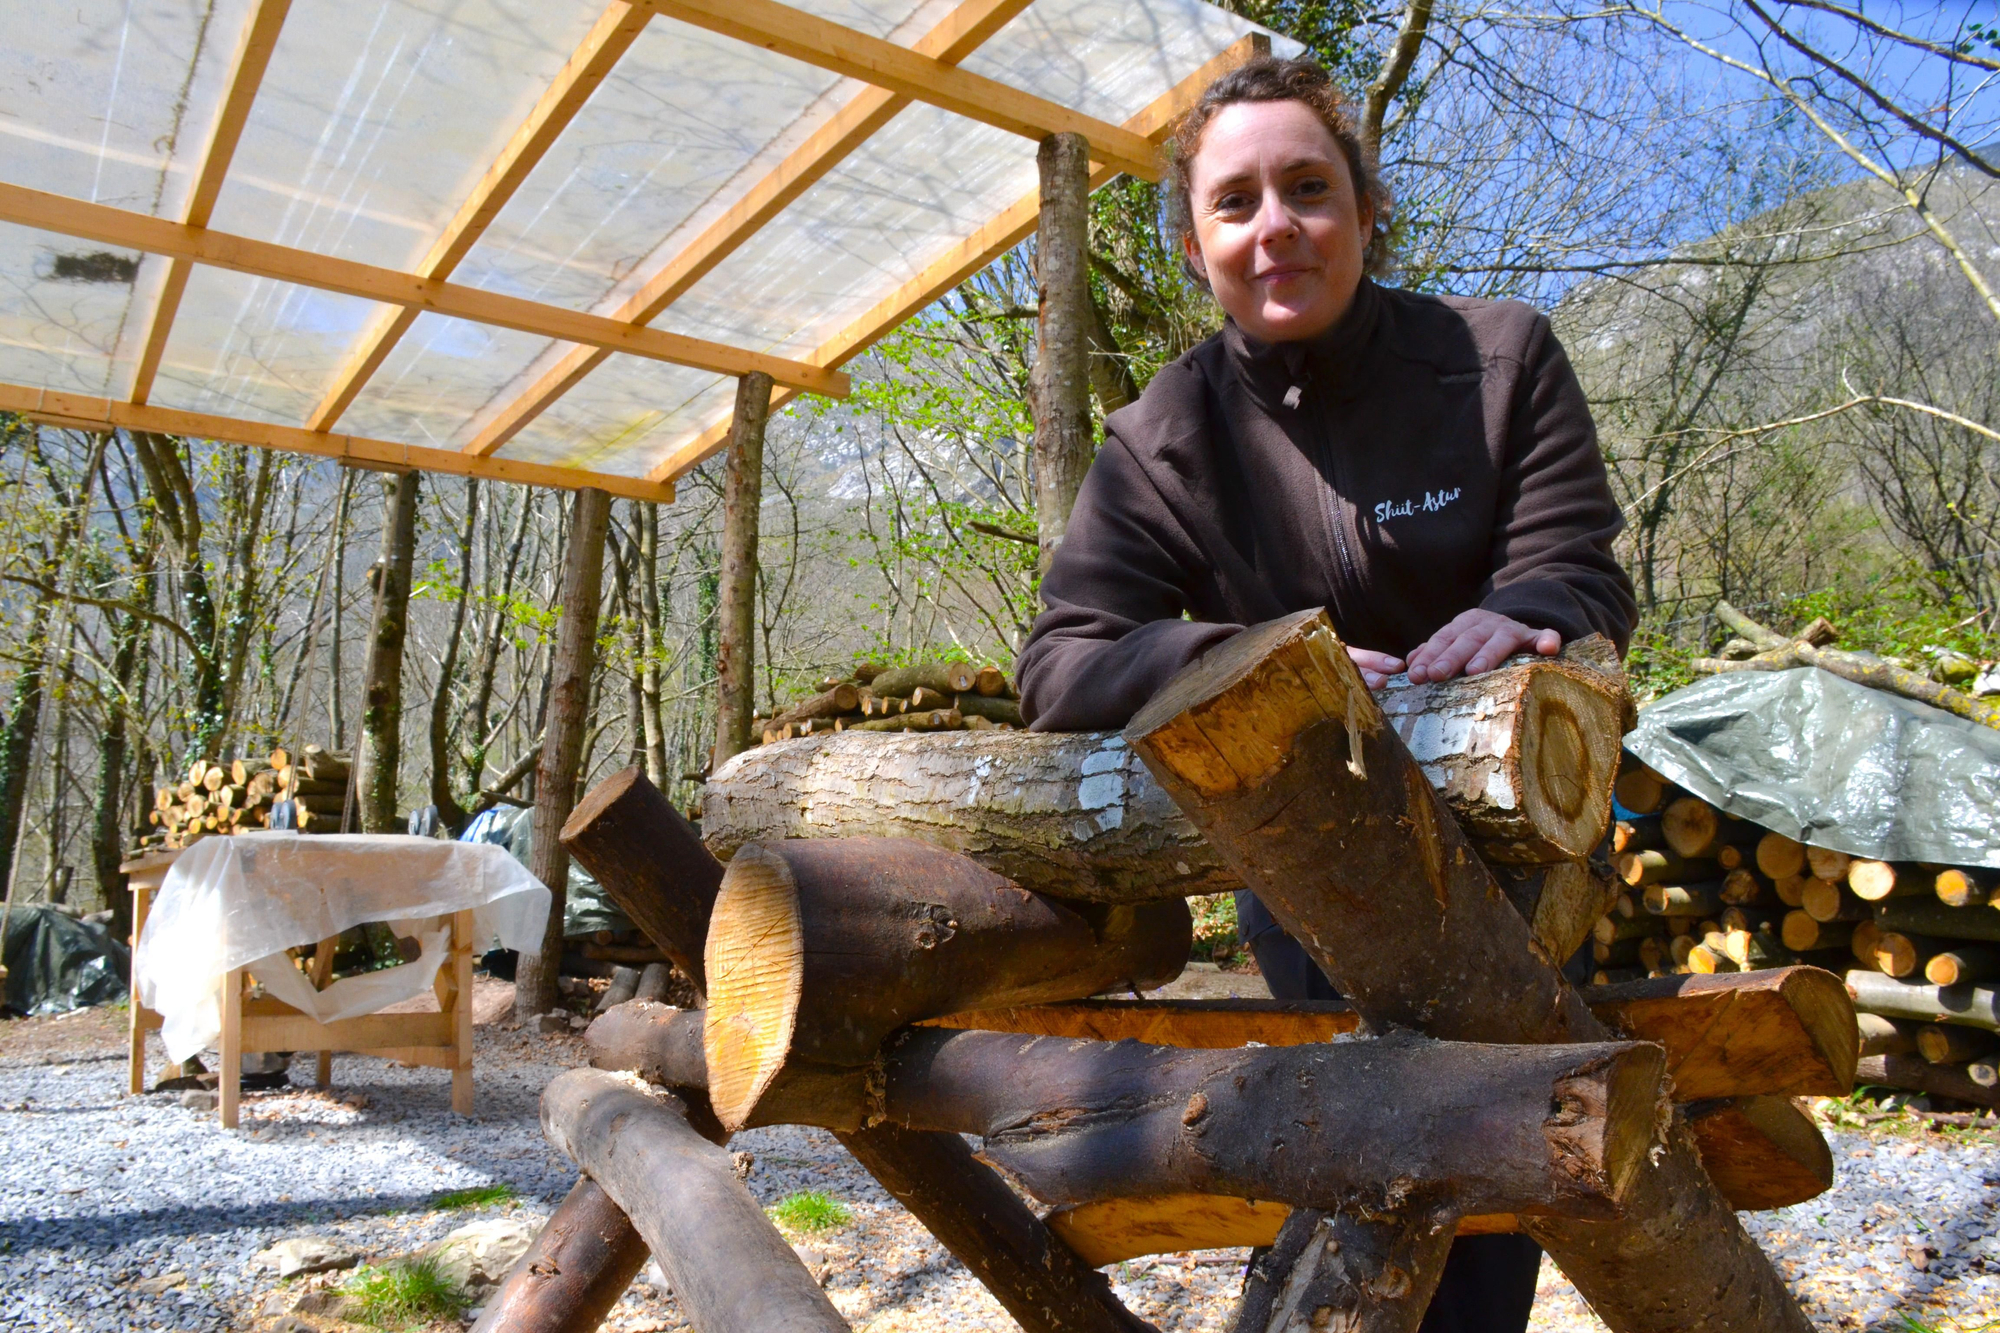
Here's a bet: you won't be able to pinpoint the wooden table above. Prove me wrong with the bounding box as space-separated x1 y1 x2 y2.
123 849 478 1128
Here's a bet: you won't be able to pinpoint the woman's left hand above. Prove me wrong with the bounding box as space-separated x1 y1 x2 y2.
1405 610 1560 684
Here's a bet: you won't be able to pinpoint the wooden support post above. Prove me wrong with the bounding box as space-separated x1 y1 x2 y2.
562 765 720 994
541 1069 848 1333
220 968 243 1129
701 837 1190 1131
470 1177 653 1333
1232 1207 1455 1333
515 486 613 1022
311 935 336 1088
1124 610 1813 1333
358 470 419 833
450 908 474 1115
712 372 771 771
1033 131 1092 573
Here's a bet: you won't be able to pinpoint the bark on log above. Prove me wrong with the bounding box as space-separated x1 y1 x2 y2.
1856 1013 1919 1056
702 837 1190 1129
562 765 720 993
1916 1023 1995 1065
541 1069 847 1333
1490 858 1621 963
1043 1197 1516 1270
1124 609 1812 1333
1856 1053 2000 1109
1847 969 2000 1031
470 1177 651 1333
1875 898 2000 944
1693 637 2000 732
1926 946 2000 987
1230 1207 1455 1333
700 649 1628 904
835 1123 1155 1333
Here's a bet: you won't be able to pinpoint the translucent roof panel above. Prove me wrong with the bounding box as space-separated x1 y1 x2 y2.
0 0 1287 494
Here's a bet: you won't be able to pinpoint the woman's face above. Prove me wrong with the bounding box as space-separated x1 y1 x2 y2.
1182 99 1374 344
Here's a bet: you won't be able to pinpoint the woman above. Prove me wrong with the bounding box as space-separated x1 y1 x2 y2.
1015 56 1636 1333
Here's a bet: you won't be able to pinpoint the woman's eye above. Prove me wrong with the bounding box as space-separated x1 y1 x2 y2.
1213 191 1254 213
1292 176 1330 199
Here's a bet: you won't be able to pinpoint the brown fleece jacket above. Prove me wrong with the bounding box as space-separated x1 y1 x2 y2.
1017 279 1636 731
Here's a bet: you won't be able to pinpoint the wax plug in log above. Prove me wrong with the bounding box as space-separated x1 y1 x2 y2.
1122 609 1816 1333
702 837 1190 1130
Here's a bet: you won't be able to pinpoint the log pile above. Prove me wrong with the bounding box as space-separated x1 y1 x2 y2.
751 660 1022 745
1603 752 2000 1108
139 745 354 850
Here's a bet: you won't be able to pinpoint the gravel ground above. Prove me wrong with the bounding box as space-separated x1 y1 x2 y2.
5 991 2000 1333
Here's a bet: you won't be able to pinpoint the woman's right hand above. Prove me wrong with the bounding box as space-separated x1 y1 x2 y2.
1346 647 1405 690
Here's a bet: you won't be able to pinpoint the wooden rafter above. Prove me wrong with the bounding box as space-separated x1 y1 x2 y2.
306 0 655 433
461 0 1033 460
634 0 1161 180
128 0 292 405
643 32 1269 484
0 382 674 503
0 181 848 397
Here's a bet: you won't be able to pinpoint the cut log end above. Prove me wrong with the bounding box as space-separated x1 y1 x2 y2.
703 844 804 1132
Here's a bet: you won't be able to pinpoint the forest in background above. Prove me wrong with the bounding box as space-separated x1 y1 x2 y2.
0 0 1994 919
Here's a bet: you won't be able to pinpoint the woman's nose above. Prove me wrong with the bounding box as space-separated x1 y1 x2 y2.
1252 188 1298 241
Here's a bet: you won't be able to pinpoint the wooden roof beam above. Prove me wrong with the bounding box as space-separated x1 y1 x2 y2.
306 1 655 433
0 181 849 398
460 0 1032 459
0 382 675 502
633 0 1161 181
128 0 292 405
644 32 1270 484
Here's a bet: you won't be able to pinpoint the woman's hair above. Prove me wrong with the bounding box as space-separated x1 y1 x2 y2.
1164 55 1395 286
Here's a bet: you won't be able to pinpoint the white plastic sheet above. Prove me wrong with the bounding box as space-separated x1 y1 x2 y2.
134 831 549 1063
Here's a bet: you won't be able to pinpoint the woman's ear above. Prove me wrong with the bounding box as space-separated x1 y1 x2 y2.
1181 228 1208 283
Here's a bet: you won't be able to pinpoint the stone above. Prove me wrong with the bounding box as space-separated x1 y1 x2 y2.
272 1318 316 1333
730 1151 755 1181
429 1217 540 1292
642 1258 672 1295
178 1089 216 1112
131 1271 186 1295
537 1012 570 1035
254 1237 361 1278
293 1290 361 1319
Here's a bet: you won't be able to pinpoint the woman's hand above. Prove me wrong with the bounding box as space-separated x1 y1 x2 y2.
1405 611 1560 684
1346 647 1406 690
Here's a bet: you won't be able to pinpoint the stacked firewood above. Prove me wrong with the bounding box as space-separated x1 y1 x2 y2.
141 745 354 850
753 661 1020 745
1603 753 2000 1106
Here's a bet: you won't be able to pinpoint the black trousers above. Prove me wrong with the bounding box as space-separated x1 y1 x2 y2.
1235 893 1544 1333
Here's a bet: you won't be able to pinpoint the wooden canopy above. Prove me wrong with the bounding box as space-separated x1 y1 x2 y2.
1 0 1279 501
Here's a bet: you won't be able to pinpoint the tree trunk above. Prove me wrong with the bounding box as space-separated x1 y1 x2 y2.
1846 967 2000 1031
1231 1207 1454 1333
516 487 612 1022
836 1123 1156 1333
561 765 720 994
701 651 1626 902
702 837 1189 1129
358 470 420 833
1125 609 1812 1333
1034 132 1093 574
130 432 224 756
428 480 479 833
637 501 669 787
712 372 771 772
540 1069 848 1333
470 1177 651 1333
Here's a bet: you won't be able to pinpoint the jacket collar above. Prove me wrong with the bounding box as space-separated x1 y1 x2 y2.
1222 277 1384 412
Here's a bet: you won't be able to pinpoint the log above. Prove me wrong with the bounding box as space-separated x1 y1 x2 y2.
1801 878 1866 923
954 692 1024 726
540 1070 847 1333
1926 945 2000 987
922 997 1361 1049
700 652 1627 905
634 963 675 1003
1755 832 1806 881
1124 609 1813 1333
561 766 721 992
1373 638 1628 862
1612 817 1661 854
1851 919 1884 964
1856 1013 1918 1056
1719 868 1767 905
870 662 958 698
1679 1096 1833 1212
1615 849 1714 887
1856 1053 2000 1109
886 1029 1664 1222
974 665 1010 697
1850 860 1924 901
1782 912 1853 954
1875 898 2000 944
1846 969 2000 1032
563 770 1159 1333
1614 760 1669 815
1231 1207 1454 1333
1644 882 1721 917
1660 798 1757 860
834 1122 1152 1333
1692 633 2000 732
702 837 1189 1129
766 683 862 733
1490 857 1621 963
1806 846 1853 882
469 1177 651 1333
1917 1023 1996 1065
1872 931 1947 979
594 966 641 1014
1937 868 1996 908
1044 1198 1516 1270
